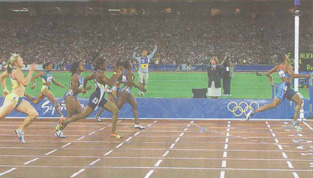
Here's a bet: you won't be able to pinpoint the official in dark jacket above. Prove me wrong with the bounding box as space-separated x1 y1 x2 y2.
207 57 222 99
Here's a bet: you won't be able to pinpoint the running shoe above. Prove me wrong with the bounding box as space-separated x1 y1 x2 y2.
246 109 254 121
111 133 122 139
292 121 302 130
134 124 145 130
96 115 102 122
15 129 25 143
55 130 66 138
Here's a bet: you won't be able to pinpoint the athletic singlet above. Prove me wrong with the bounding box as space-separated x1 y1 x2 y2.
94 70 107 99
41 70 53 84
278 64 290 78
64 73 83 97
118 69 134 93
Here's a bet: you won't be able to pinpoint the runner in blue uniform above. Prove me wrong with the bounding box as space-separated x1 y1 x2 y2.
246 53 311 130
24 62 65 118
55 61 91 138
56 57 122 138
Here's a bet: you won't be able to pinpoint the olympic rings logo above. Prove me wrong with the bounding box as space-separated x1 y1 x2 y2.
227 101 260 117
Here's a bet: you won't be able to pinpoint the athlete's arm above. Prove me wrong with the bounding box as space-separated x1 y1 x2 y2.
52 78 65 89
83 73 93 89
98 72 116 87
31 71 44 89
133 48 141 61
15 63 36 87
0 71 9 95
125 70 146 92
266 66 277 85
148 46 157 61
286 64 311 78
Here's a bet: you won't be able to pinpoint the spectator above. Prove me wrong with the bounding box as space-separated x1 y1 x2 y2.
207 57 222 99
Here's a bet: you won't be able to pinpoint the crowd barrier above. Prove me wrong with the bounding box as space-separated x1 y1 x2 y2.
1 97 310 119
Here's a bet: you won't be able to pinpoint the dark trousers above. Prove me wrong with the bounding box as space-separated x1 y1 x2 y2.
222 74 231 95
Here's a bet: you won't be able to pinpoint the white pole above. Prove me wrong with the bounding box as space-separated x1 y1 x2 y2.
294 9 300 92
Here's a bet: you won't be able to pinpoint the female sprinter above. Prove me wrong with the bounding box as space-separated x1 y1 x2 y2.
24 62 65 118
0 54 37 143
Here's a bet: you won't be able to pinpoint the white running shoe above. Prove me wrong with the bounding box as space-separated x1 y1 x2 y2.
96 115 102 122
246 109 254 121
135 124 145 130
55 130 66 138
15 129 25 143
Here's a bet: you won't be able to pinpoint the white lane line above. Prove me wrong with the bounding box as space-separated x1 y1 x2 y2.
175 138 180 143
297 134 303 137
292 172 300 178
24 158 39 165
223 152 227 158
274 139 279 143
278 145 283 150
44 149 57 156
224 144 228 150
303 122 313 130
162 151 169 157
98 127 105 131
88 131 96 136
221 160 227 168
104 150 114 156
62 142 72 148
116 143 124 149
219 171 225 178
226 133 230 137
144 170 154 178
89 159 101 166
125 137 133 142
179 133 184 137
147 124 152 127
77 136 85 141
169 144 176 149
225 138 229 143
286 161 294 169
70 169 85 178
282 152 288 159
0 168 17 177
134 132 140 136
154 160 163 167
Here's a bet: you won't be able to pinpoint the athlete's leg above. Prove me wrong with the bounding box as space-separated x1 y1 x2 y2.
15 100 39 131
101 100 119 135
24 92 45 104
128 93 139 125
60 106 94 130
95 93 116 122
290 94 303 122
254 97 282 114
64 96 76 118
117 92 129 109
43 90 63 117
0 97 17 120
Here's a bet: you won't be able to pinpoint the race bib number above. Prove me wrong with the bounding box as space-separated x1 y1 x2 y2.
278 71 285 78
141 64 148 69
92 98 99 104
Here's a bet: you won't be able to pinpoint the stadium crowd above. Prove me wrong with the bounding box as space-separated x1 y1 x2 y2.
0 14 312 67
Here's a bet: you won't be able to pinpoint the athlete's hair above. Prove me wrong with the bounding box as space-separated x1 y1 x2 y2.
43 62 52 70
278 53 287 63
95 57 106 71
122 61 132 69
70 61 81 76
6 53 20 74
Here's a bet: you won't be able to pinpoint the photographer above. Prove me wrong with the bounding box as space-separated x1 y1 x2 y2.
220 52 233 96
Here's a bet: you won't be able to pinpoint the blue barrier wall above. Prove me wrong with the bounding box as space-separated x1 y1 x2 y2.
1 97 309 119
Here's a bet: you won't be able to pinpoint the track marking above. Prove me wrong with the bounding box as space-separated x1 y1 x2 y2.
125 137 133 142
162 151 169 157
23 158 39 165
286 161 294 168
104 150 114 156
62 142 72 148
144 170 154 178
220 171 225 178
77 136 85 141
44 149 57 156
292 172 300 178
0 168 17 177
303 122 313 130
223 152 227 158
221 160 227 168
175 138 180 143
115 143 124 149
70 169 85 178
169 143 176 149
134 132 140 136
89 159 101 166
88 131 96 136
154 160 163 167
